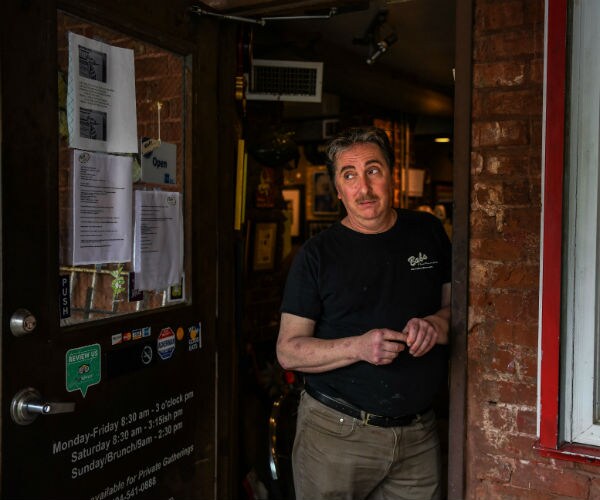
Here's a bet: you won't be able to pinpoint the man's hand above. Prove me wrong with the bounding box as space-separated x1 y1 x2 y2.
403 299 451 357
402 318 440 357
358 328 407 365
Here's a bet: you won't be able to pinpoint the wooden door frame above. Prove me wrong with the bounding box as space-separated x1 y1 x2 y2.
447 0 472 498
209 0 475 497
215 21 242 500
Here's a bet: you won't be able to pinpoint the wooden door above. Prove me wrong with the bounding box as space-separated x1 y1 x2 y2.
1 1 223 498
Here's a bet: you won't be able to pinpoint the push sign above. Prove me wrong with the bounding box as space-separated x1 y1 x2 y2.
141 141 176 184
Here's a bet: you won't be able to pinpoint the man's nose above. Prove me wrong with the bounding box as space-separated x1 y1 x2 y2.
358 173 372 193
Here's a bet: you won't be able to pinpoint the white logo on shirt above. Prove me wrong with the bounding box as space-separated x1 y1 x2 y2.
408 252 437 271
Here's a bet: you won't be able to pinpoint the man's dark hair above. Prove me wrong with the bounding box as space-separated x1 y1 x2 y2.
325 127 395 184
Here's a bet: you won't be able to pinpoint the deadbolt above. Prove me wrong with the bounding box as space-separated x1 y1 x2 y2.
10 308 37 337
10 388 76 425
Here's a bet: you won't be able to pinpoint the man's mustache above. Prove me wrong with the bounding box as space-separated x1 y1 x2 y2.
356 196 379 203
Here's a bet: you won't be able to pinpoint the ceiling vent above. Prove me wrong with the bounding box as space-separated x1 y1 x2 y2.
247 59 323 103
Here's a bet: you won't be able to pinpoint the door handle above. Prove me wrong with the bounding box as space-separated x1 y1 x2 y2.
10 387 76 425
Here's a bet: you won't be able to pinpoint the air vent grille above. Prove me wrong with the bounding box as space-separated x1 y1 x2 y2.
247 59 323 102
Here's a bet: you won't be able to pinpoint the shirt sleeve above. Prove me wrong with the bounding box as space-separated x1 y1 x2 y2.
280 242 322 320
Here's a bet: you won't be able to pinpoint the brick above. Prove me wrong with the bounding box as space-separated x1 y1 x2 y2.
490 349 521 377
472 120 530 147
530 57 544 85
491 289 539 322
531 117 544 147
492 379 536 407
472 89 485 118
160 121 183 140
470 258 539 290
466 409 537 460
491 263 540 289
504 433 539 458
475 30 543 61
135 54 172 79
484 89 543 116
470 372 536 407
469 259 495 287
476 0 525 31
472 151 485 175
502 178 536 205
574 461 600 475
520 350 538 379
524 0 546 26
167 97 183 119
490 321 538 350
511 460 590 498
479 151 537 177
588 477 600 498
516 408 537 435
502 207 541 235
484 402 519 433
472 481 561 500
470 452 513 482
471 238 526 261
473 180 504 206
467 284 496 314
470 209 503 236
474 61 527 88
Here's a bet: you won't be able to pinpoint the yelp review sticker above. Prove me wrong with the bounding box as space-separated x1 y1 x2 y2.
66 344 101 397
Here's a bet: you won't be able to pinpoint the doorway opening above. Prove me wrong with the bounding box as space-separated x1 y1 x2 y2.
232 2 458 498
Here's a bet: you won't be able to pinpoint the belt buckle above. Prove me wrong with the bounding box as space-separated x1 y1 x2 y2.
363 412 377 426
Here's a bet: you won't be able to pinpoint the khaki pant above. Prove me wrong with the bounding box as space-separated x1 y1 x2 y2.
292 391 441 500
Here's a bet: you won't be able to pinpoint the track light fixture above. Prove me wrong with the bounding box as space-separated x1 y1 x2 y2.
366 32 398 65
353 8 398 66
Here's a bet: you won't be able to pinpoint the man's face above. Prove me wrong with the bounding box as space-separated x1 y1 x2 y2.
334 142 394 230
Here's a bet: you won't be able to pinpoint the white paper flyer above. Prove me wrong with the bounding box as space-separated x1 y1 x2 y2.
71 150 133 265
67 32 138 153
133 191 183 290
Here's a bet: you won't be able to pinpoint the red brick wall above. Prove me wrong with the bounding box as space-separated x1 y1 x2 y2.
464 0 595 497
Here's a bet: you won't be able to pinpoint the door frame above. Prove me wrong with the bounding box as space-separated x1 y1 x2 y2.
447 0 473 498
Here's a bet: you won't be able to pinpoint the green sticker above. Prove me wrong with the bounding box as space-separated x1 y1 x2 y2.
66 344 101 397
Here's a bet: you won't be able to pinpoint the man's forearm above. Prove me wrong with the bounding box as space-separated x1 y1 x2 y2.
277 335 361 373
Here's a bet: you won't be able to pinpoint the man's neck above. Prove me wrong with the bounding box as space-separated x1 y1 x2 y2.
342 209 397 234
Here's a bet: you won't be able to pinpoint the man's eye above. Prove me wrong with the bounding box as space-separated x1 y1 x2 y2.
343 172 356 180
368 167 381 175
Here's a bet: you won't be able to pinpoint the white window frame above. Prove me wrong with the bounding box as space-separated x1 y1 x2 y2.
562 0 600 446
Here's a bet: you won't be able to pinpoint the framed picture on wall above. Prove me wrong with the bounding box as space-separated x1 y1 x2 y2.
282 186 303 238
306 166 340 219
252 221 278 271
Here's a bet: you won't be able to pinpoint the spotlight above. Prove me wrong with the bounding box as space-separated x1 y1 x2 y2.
366 32 398 65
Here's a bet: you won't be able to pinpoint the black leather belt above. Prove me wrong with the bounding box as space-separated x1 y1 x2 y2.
306 386 427 428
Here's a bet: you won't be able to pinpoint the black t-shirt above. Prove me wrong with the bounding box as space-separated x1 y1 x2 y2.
280 209 452 416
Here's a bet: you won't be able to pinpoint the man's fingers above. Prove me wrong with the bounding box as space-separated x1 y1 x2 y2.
381 328 408 343
404 319 438 357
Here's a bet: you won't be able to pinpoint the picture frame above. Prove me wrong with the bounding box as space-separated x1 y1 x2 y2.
306 166 340 219
252 221 278 271
281 186 303 238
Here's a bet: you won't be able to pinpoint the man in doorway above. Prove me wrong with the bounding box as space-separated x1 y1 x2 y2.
277 126 451 499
